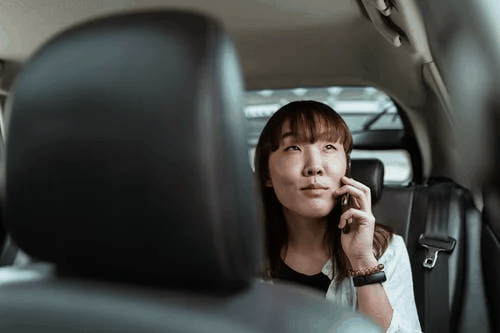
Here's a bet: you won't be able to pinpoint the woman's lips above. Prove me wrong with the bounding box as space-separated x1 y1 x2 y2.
301 184 329 190
301 188 329 197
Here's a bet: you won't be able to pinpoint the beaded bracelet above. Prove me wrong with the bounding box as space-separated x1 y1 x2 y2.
348 263 384 277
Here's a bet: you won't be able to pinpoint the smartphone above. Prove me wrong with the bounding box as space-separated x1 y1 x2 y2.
341 193 352 234
341 160 352 234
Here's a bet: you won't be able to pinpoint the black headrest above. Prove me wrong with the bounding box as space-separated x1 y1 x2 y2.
350 158 384 203
4 11 259 292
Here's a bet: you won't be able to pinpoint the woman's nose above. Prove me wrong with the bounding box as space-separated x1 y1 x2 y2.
302 150 324 176
304 165 323 176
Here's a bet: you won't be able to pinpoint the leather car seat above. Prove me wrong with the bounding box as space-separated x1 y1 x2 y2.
350 158 384 205
0 10 380 333
371 170 489 332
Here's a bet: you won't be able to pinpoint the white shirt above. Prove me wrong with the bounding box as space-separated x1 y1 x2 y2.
320 234 422 333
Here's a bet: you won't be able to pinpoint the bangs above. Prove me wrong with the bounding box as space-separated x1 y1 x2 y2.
255 100 353 184
271 102 352 152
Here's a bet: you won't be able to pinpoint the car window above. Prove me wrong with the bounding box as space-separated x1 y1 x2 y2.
244 86 412 185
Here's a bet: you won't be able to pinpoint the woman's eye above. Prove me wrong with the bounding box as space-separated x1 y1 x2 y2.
284 145 300 151
325 144 336 150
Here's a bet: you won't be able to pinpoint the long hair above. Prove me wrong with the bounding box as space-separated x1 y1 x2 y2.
254 100 393 283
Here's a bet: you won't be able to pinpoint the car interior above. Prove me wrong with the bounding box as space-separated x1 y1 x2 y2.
0 0 498 332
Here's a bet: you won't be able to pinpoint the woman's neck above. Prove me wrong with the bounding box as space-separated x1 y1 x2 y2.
282 208 329 255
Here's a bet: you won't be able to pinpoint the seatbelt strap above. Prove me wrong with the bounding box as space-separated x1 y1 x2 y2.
418 183 457 333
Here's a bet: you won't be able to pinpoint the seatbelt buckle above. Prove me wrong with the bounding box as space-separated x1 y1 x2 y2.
418 234 456 269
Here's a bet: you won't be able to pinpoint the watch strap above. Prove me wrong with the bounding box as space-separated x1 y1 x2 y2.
353 270 387 287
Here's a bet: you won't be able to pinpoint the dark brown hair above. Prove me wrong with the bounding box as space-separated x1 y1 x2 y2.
254 100 393 283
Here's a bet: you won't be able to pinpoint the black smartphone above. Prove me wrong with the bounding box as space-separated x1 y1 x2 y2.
341 193 352 234
341 159 352 234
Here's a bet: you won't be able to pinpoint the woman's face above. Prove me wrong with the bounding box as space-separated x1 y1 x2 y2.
266 121 348 219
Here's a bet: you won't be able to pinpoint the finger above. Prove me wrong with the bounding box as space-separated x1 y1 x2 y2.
349 196 361 209
338 216 351 230
375 0 391 15
334 185 369 211
335 185 363 198
341 176 371 195
338 208 375 229
339 217 355 232
342 218 352 234
339 178 372 209
339 210 356 229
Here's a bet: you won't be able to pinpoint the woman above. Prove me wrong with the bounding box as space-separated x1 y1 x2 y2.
254 100 421 332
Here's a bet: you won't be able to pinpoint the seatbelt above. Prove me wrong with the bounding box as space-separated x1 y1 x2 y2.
418 182 457 333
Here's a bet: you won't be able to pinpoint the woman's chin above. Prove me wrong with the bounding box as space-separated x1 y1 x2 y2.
288 203 334 219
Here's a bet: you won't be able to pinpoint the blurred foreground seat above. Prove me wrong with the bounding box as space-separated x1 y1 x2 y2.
0 10 380 333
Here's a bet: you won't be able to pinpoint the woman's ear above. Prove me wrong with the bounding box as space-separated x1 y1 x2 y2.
264 178 273 188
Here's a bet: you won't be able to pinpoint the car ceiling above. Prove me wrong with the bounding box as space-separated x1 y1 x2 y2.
1 0 488 199
0 0 430 106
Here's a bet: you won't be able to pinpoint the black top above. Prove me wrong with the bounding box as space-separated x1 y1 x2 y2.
276 261 331 295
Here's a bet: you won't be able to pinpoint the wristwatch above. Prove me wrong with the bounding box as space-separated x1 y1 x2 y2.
352 271 387 287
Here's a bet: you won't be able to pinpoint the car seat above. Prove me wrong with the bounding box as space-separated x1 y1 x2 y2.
0 10 381 333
